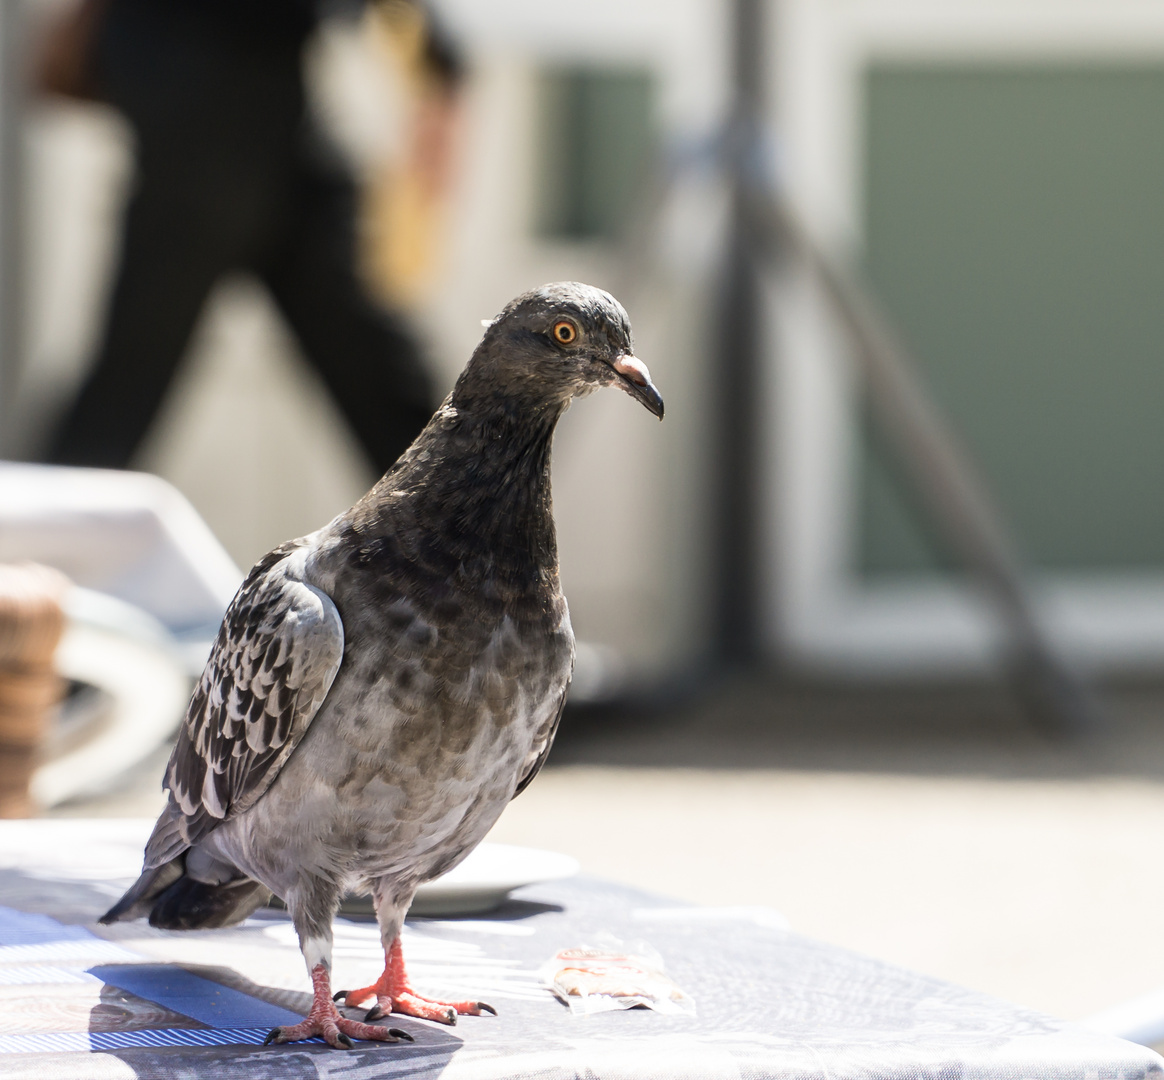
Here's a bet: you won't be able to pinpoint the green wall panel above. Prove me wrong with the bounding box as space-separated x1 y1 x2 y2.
860 64 1164 576
535 67 653 241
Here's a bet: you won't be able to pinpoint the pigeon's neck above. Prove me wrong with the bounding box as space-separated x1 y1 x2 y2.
438 404 562 531
356 398 565 579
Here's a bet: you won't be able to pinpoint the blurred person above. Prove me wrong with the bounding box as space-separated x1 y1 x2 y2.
37 0 462 476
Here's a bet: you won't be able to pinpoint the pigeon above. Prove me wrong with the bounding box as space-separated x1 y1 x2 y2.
100 281 664 1049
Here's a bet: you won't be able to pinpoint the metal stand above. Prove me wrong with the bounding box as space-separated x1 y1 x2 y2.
716 0 1102 735
759 201 1103 734
713 0 767 664
0 0 26 456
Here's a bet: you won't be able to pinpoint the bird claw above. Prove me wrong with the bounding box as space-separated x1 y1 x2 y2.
361 1007 418 1035
265 964 415 1049
383 992 456 1024
263 1012 411 1049
332 945 497 1026
368 991 497 1025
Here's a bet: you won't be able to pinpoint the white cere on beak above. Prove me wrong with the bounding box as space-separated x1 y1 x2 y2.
613 354 653 387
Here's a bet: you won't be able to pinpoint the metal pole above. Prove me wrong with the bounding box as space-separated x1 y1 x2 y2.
0 0 25 456
713 0 766 663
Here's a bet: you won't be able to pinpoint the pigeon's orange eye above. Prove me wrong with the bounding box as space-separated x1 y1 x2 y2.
552 320 577 345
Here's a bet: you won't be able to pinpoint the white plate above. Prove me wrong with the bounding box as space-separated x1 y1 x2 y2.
337 843 580 918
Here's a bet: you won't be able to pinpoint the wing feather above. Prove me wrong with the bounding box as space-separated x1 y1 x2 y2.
512 683 569 799
145 543 343 868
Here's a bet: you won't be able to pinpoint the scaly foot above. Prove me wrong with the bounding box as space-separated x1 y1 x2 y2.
264 964 414 1048
334 938 496 1026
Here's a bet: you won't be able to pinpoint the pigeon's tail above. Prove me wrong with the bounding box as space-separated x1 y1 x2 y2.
100 857 272 930
146 873 272 931
99 860 184 925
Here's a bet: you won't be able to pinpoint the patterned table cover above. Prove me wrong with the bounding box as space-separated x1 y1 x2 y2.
0 819 1158 1080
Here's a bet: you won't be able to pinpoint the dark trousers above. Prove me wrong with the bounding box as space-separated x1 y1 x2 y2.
48 3 435 476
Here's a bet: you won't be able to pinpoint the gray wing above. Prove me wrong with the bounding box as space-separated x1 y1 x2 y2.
145 543 344 868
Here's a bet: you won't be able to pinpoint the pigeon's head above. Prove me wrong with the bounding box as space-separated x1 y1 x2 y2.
462 282 664 420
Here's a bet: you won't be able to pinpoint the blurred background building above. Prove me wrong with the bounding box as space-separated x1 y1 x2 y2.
7 0 1164 693
768 0 1164 681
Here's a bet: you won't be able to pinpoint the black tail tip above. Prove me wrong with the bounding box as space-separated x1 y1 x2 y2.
97 904 127 926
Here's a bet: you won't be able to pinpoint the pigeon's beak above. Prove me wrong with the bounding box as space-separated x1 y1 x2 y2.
611 354 664 419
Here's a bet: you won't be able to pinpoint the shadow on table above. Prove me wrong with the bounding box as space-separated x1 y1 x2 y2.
410 898 565 924
88 962 463 1077
0 871 463 1075
279 894 565 922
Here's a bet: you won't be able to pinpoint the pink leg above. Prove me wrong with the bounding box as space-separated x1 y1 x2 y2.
336 938 497 1025
264 963 415 1049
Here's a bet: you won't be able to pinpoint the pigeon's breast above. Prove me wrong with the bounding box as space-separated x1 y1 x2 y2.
229 593 573 896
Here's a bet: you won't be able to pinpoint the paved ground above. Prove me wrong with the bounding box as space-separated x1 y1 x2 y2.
48 676 1164 1025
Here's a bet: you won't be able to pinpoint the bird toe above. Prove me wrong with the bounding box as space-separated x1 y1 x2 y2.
334 983 378 1008
334 1016 409 1044
263 1003 409 1048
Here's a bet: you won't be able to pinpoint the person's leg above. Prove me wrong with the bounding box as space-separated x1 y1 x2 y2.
259 155 436 478
47 170 229 469
48 0 299 470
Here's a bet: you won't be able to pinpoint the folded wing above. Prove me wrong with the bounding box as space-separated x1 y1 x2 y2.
146 542 344 869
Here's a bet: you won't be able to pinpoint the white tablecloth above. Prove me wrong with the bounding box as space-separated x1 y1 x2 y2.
0 819 1158 1080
